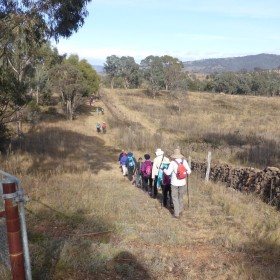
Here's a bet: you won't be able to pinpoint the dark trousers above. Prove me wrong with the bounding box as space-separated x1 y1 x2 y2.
127 166 134 181
153 176 159 198
142 176 153 192
162 184 173 207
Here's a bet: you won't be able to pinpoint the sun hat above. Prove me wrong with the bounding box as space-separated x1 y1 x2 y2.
170 148 184 159
144 154 150 160
162 157 170 164
155 148 164 156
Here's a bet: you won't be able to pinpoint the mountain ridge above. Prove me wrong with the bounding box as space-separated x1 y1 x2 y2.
183 53 280 74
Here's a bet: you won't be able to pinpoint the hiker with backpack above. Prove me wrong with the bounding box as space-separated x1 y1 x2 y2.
126 152 136 182
152 148 170 199
163 148 191 219
102 122 107 133
120 152 128 176
96 122 101 133
157 158 173 209
141 154 153 195
135 157 143 188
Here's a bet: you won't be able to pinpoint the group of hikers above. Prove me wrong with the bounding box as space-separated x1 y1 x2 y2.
96 122 106 133
119 148 192 219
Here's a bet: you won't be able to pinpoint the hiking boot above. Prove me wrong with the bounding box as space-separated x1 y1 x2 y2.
172 215 180 220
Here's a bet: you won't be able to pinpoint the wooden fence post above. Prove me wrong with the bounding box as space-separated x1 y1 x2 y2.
205 151 211 183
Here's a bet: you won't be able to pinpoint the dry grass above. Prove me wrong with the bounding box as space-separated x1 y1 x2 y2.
0 90 280 279
104 89 280 168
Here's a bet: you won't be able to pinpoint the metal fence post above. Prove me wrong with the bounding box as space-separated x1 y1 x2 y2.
2 180 25 280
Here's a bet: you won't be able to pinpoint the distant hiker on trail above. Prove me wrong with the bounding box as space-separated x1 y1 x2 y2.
126 152 136 182
152 148 169 199
96 122 101 133
135 157 143 188
102 122 106 133
141 154 153 195
163 148 191 219
101 108 104 115
89 97 95 106
120 152 128 176
157 158 173 209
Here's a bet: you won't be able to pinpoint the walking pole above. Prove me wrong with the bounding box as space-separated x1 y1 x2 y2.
186 175 190 208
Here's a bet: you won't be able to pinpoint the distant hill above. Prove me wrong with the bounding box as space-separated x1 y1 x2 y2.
183 53 280 74
92 65 104 73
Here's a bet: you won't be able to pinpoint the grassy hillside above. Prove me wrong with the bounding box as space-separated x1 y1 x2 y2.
1 89 280 280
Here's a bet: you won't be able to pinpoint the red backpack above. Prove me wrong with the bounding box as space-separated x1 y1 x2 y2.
174 159 187 180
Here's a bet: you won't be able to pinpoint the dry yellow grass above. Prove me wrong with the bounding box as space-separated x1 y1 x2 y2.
0 90 280 279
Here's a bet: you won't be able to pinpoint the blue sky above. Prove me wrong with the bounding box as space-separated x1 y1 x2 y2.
55 0 280 65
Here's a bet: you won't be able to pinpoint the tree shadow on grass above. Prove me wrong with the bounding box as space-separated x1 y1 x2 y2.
27 201 151 280
106 251 152 280
238 239 280 279
12 127 119 174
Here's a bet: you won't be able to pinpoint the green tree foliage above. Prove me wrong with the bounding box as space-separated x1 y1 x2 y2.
0 0 92 145
140 55 165 97
31 43 65 105
66 55 100 95
119 56 140 89
104 55 120 89
209 71 280 96
161 55 184 90
104 55 139 89
51 63 86 121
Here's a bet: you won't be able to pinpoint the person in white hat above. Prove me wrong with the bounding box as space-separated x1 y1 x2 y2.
151 148 170 199
163 148 191 219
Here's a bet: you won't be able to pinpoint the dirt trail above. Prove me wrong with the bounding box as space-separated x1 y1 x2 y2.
71 93 279 280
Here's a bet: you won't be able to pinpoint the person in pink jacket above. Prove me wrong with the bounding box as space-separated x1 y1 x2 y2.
141 154 153 195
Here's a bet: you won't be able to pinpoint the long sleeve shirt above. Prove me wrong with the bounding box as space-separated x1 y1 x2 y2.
164 158 191 186
152 155 169 179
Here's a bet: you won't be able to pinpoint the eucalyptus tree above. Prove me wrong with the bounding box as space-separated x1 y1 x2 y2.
0 0 92 139
140 55 165 98
161 55 185 90
67 54 100 95
119 56 140 89
51 63 86 121
104 55 121 89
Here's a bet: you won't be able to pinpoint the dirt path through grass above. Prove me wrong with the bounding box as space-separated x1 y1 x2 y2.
72 96 280 280
11 95 279 280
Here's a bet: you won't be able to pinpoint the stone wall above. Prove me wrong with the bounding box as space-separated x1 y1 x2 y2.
191 161 280 207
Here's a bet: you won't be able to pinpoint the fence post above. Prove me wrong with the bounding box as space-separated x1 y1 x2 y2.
2 180 25 280
205 151 211 183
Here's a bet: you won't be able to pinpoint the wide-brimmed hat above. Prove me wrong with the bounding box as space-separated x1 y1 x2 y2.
162 157 170 164
170 148 184 159
155 148 164 156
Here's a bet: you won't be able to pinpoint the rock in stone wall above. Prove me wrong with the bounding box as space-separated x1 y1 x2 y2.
191 161 280 207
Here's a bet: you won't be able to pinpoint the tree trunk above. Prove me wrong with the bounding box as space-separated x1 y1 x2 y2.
111 77 115 89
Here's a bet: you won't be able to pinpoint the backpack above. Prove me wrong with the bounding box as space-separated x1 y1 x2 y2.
144 163 152 178
174 159 187 180
127 156 135 167
162 172 171 185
